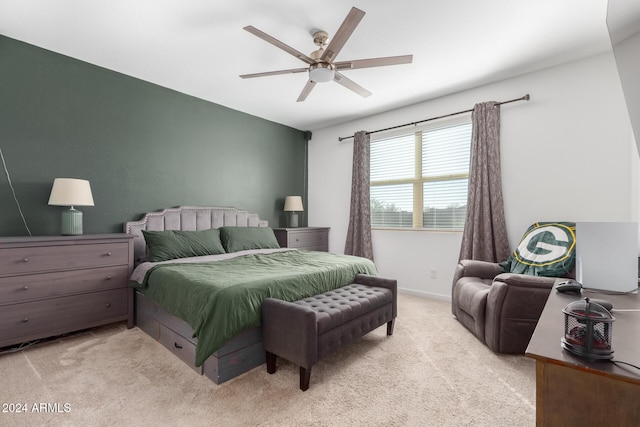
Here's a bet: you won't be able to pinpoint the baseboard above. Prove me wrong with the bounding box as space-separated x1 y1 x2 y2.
398 287 451 301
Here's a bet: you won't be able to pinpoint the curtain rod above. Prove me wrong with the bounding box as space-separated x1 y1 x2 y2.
338 94 530 142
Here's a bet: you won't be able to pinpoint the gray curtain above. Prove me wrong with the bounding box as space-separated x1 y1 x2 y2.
458 102 510 262
345 130 374 260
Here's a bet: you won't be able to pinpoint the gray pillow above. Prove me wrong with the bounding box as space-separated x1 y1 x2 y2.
220 227 280 253
142 229 226 262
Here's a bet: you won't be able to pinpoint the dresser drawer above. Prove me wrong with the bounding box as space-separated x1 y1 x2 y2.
159 324 202 374
285 229 328 250
0 265 129 306
0 288 128 346
0 242 129 276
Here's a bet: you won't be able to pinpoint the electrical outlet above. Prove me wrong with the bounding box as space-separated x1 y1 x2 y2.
430 269 437 279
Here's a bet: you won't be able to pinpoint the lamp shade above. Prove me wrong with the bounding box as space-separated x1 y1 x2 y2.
48 178 95 207
284 196 304 212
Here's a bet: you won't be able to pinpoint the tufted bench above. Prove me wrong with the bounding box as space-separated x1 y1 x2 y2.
262 274 397 391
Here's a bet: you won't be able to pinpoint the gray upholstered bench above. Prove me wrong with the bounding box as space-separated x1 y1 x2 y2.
262 274 397 391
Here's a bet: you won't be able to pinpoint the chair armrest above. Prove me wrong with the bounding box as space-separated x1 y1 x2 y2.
457 260 504 280
484 273 555 353
451 260 504 316
493 273 558 289
262 298 318 368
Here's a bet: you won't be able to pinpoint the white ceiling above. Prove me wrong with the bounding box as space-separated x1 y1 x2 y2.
0 0 620 130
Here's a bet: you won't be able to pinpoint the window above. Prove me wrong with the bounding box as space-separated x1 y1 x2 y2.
370 118 472 230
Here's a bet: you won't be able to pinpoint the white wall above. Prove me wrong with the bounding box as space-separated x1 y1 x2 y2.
308 52 637 299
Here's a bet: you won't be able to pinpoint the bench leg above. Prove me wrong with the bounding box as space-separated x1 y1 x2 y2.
300 367 311 391
266 351 277 374
387 319 395 336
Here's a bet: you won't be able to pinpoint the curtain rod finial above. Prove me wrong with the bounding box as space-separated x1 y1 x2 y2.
524 94 530 101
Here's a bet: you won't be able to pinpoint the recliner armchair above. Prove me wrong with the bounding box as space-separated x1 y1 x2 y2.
451 222 576 354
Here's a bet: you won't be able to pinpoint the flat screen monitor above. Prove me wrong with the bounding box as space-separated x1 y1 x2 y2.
576 221 638 293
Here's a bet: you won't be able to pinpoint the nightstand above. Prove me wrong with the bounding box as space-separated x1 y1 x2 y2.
0 234 135 348
273 227 330 251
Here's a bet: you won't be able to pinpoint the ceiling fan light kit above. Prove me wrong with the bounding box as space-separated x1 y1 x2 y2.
309 62 335 83
241 6 413 101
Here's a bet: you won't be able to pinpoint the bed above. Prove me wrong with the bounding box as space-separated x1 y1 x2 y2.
124 206 377 384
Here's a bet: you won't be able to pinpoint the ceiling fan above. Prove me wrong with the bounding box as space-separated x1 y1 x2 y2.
240 7 413 102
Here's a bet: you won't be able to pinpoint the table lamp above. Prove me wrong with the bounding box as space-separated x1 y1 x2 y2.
284 196 304 228
48 178 95 235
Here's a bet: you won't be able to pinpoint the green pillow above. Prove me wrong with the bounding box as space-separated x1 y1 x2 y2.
220 227 280 253
142 229 226 262
500 222 576 277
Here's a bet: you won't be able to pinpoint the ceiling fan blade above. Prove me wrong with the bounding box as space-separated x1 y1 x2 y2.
334 54 413 70
320 7 365 62
240 67 308 79
296 80 317 102
244 26 314 65
333 72 372 98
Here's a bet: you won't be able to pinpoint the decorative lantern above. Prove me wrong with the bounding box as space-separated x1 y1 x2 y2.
561 297 615 360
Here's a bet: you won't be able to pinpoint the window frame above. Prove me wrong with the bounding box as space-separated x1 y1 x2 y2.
369 115 472 231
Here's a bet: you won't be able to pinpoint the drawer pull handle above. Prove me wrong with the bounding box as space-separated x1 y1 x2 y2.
174 342 183 350
22 286 29 291
105 303 112 308
21 258 29 263
106 276 112 280
22 317 29 323
105 252 112 257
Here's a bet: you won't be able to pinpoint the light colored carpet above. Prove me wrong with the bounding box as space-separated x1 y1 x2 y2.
0 293 536 427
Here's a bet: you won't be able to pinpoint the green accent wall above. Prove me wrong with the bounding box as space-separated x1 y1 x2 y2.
0 36 306 236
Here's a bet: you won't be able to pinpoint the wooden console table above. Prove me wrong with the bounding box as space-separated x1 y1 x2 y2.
526 288 640 426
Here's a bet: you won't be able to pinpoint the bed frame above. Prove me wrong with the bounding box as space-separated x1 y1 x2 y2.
124 206 269 384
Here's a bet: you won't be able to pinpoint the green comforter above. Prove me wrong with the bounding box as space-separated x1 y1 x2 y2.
132 250 377 366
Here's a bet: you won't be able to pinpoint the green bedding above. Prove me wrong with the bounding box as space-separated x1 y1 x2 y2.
132 250 377 366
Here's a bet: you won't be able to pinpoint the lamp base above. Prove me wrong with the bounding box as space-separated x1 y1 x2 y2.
288 212 299 228
61 208 83 235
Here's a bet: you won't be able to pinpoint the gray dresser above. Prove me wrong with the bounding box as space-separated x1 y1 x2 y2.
0 234 134 348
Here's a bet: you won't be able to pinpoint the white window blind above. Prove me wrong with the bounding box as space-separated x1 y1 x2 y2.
370 120 472 230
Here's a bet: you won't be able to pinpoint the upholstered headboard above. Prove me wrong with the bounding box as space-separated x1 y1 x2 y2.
124 206 269 263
